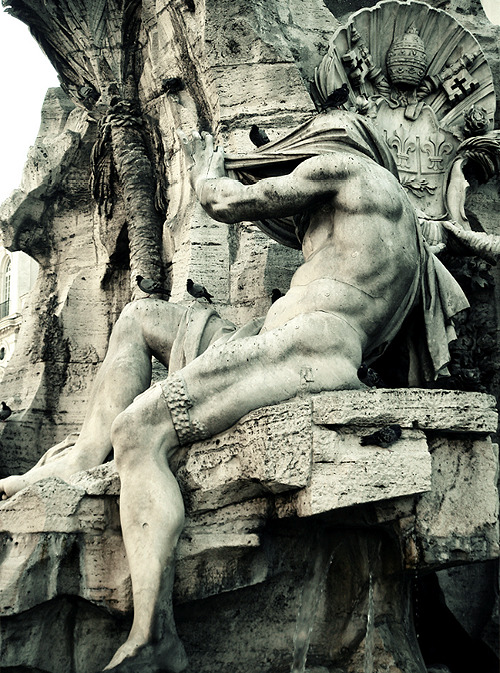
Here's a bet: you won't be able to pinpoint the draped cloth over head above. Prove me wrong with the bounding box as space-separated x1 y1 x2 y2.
224 110 469 380
225 110 398 249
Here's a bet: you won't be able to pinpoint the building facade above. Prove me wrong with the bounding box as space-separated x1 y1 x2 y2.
0 247 38 379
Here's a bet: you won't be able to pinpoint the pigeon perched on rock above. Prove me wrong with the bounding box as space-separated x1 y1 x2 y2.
321 83 349 110
360 424 402 449
249 124 270 148
187 279 213 304
357 363 385 388
162 77 184 95
136 275 166 296
270 288 283 304
0 401 12 422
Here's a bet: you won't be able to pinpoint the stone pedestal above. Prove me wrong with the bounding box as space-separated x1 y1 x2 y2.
0 389 498 673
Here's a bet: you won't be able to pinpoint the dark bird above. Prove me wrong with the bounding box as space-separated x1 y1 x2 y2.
360 424 402 449
357 363 385 388
321 83 349 110
249 124 271 148
162 77 184 95
187 278 213 303
0 402 12 422
270 288 283 304
136 275 167 296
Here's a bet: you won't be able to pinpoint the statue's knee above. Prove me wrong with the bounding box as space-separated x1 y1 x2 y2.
110 300 159 348
111 410 142 471
115 300 147 330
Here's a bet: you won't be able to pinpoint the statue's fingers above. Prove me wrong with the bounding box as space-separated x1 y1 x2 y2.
176 129 189 145
177 129 193 158
178 130 200 171
201 131 214 153
191 130 203 149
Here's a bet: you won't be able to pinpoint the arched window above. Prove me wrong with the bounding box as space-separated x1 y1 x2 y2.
0 257 11 319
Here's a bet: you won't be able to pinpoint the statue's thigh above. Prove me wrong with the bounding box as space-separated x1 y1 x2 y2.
179 311 365 436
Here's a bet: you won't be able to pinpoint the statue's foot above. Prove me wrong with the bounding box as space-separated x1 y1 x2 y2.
103 635 188 673
0 434 81 500
32 433 79 467
0 474 32 500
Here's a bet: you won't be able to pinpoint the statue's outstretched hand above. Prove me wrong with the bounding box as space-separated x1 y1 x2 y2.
177 130 227 198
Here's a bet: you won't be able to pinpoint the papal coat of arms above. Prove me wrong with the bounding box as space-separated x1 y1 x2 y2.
314 0 499 226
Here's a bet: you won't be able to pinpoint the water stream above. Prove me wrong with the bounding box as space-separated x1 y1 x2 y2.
290 537 336 673
363 572 375 673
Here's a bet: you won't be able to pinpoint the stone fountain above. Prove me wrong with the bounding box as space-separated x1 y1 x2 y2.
0 1 498 672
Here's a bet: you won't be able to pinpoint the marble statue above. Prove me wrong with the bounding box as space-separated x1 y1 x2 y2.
0 106 472 671
1 2 499 672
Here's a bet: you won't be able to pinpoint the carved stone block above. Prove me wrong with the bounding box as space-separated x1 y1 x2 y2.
275 426 431 517
311 388 498 433
415 435 500 567
175 397 313 512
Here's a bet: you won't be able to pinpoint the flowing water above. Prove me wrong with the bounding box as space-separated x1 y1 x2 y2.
363 572 375 673
290 538 336 673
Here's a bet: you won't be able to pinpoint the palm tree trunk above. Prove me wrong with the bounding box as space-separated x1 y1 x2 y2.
92 101 168 299
111 123 166 299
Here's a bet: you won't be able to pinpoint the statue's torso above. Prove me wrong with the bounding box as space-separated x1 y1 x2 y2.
262 169 420 340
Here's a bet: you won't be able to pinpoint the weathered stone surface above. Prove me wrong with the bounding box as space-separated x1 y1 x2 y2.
312 389 499 433
0 389 497 631
0 476 120 534
0 597 126 673
0 476 130 616
175 397 313 512
415 436 500 567
69 461 120 496
276 426 431 517
0 88 125 475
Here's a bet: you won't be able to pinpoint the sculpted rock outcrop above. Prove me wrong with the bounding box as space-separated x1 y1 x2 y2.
0 389 498 673
0 1 499 672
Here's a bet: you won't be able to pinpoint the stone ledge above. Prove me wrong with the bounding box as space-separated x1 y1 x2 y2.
311 389 498 433
0 389 497 616
275 426 431 517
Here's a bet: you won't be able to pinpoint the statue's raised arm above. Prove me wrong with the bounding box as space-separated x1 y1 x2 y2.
0 108 471 673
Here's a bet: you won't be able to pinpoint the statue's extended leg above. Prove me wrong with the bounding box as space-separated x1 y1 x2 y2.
104 310 365 671
104 387 188 672
0 299 188 499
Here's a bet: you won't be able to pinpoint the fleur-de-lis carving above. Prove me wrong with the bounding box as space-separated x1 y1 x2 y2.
422 133 453 171
385 126 416 169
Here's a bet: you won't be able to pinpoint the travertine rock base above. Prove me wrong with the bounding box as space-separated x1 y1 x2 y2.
0 389 497 672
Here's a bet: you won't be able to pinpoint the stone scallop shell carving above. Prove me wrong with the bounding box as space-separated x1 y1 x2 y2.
314 0 497 220
314 0 496 133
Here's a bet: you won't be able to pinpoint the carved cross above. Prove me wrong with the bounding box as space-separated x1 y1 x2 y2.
342 45 372 85
443 68 479 103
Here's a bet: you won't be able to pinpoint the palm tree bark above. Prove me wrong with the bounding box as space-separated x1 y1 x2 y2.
4 0 169 300
112 124 165 299
92 100 167 298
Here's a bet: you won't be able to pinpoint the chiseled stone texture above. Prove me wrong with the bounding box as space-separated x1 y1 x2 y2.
0 88 129 476
174 397 314 512
415 435 500 567
0 388 496 672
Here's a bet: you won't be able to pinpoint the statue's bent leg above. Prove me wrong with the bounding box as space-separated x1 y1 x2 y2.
106 386 188 672
0 299 188 499
105 310 365 671
178 309 366 438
